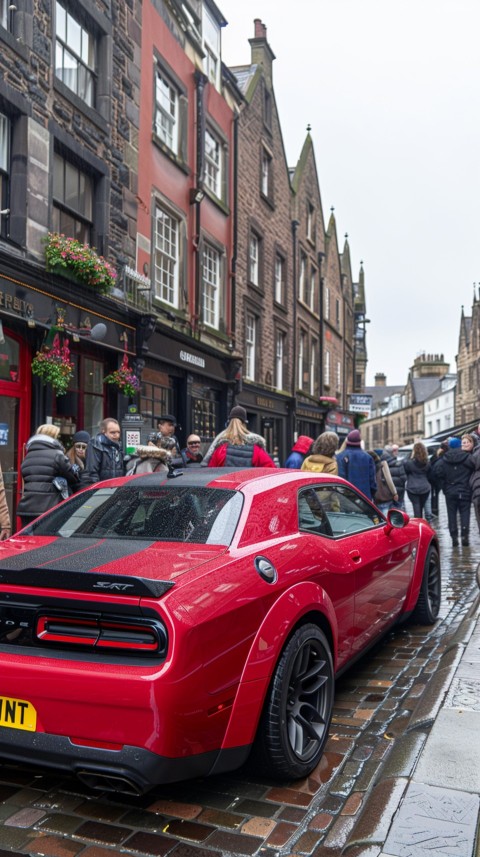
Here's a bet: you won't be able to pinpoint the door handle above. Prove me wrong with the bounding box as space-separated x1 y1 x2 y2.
349 549 361 563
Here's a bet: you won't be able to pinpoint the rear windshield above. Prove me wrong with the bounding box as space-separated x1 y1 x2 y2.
25 485 243 546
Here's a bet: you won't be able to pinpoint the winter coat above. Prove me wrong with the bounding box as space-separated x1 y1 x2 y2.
404 458 431 495
81 432 125 485
337 447 377 500
202 430 266 466
470 446 480 503
285 436 313 469
208 442 276 468
381 454 406 499
16 435 79 520
125 445 170 475
301 454 338 475
436 449 474 499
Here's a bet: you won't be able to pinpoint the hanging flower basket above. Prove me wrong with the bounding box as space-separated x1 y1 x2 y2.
31 334 74 396
44 233 117 295
104 353 140 398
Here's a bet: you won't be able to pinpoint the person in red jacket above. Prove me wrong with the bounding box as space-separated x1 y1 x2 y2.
208 416 276 468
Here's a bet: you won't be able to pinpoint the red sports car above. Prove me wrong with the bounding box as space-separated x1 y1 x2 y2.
0 468 440 794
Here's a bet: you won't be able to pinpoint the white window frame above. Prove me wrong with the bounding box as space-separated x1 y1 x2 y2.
324 349 330 387
154 204 179 307
336 360 341 391
324 285 330 320
202 6 221 90
261 149 271 197
275 331 284 391
249 233 259 286
205 128 222 198
299 252 307 303
310 270 316 313
1 1 8 29
55 1 95 107
0 111 9 173
274 255 284 304
310 342 316 396
298 331 307 391
202 243 220 329
155 70 178 153
245 313 257 381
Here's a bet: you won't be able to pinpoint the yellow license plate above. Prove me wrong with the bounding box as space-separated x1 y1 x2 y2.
0 696 37 731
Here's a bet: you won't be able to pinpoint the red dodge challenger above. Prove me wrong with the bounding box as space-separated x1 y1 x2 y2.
0 468 440 794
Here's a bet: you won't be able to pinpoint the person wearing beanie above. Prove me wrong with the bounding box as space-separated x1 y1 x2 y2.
284 435 314 469
201 405 267 466
436 434 474 546
336 429 377 499
207 415 275 469
228 405 248 423
67 430 91 490
301 432 339 474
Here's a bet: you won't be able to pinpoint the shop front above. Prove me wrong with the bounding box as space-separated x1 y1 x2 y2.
141 329 233 448
0 265 141 520
235 388 291 465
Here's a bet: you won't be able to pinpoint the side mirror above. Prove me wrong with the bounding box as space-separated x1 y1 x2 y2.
385 508 409 534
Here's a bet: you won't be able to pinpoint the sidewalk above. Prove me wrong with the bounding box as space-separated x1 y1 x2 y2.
343 565 480 857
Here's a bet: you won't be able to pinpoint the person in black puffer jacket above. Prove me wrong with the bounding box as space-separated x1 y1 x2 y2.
435 435 474 546
16 424 79 528
81 418 125 485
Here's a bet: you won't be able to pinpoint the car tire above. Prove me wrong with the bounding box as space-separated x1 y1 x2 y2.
411 544 441 625
254 623 334 780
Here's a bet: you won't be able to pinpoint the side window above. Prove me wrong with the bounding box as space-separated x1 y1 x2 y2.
298 485 382 538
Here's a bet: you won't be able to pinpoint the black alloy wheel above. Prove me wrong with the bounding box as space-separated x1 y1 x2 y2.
254 623 334 779
411 544 441 625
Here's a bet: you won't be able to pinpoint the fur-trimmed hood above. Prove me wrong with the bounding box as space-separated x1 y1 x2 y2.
202 430 266 465
134 445 170 461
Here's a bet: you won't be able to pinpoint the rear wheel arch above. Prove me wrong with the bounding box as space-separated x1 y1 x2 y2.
219 585 337 751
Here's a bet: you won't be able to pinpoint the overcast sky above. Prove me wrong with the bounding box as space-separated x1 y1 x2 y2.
219 0 480 386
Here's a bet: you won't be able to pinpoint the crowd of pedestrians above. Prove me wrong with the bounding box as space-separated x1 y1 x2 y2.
9 404 480 546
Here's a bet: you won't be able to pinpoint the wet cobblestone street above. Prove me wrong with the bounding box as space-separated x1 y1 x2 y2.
0 497 478 857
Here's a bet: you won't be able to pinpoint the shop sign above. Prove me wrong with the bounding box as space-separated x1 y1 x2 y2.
180 350 206 369
349 394 372 416
256 395 276 410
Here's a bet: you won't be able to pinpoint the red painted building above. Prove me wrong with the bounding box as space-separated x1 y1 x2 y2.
135 0 242 440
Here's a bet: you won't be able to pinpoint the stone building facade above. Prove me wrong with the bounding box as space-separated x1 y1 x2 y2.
455 292 480 424
230 19 294 455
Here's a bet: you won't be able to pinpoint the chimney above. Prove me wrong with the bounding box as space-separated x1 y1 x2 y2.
249 19 275 88
375 373 386 386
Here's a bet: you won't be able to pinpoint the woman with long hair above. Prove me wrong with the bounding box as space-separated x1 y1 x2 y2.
208 417 275 468
403 441 431 520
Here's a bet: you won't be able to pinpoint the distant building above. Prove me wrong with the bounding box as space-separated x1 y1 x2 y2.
361 354 451 448
456 290 480 424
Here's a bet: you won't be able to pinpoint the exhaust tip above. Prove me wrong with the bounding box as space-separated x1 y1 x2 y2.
76 769 145 795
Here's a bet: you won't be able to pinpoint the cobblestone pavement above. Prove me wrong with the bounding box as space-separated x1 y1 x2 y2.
0 498 478 857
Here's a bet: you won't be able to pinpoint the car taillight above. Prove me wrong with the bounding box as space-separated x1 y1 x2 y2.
35 615 166 655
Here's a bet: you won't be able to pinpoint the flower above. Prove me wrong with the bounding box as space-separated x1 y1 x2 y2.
104 353 140 398
44 233 117 295
31 334 74 396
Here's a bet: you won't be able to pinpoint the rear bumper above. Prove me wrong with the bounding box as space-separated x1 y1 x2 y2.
0 728 250 794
